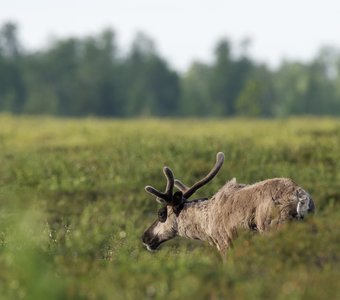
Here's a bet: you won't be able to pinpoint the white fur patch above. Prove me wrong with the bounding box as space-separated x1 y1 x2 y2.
296 191 310 218
143 243 156 252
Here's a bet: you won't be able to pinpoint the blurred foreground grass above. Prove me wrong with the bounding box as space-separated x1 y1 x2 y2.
0 115 340 299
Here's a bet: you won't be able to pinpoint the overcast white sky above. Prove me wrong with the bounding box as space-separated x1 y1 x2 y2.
1 0 340 71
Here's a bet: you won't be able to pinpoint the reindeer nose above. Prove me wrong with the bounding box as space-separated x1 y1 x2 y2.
142 232 150 244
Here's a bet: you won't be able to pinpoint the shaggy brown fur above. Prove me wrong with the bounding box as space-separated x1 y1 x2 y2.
175 177 313 253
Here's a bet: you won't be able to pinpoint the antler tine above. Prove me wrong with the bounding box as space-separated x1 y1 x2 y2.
144 166 175 204
178 152 225 199
174 179 189 193
163 167 175 198
145 186 167 204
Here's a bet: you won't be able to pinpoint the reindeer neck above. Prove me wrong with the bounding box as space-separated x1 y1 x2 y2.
176 199 213 244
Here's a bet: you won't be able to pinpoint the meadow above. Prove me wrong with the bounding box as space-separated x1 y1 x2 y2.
0 115 339 300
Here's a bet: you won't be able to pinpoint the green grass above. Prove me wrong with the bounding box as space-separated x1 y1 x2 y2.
0 115 340 299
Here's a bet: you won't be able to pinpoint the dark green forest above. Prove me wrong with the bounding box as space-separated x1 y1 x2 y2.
1 22 340 117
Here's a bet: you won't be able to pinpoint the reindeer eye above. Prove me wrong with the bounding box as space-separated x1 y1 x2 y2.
158 207 167 222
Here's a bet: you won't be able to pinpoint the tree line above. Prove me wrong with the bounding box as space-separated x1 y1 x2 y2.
1 22 340 117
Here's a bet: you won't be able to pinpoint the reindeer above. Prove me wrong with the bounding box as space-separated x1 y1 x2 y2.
142 152 315 254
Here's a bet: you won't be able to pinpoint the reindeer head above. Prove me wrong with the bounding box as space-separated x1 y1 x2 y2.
142 152 225 251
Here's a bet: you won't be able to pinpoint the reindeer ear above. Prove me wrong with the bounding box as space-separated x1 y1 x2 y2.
172 191 185 216
173 191 184 206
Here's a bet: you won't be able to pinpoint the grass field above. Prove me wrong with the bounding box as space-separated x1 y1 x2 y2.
0 115 340 300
